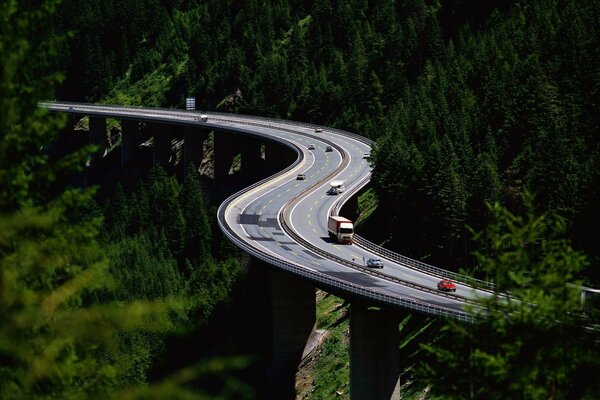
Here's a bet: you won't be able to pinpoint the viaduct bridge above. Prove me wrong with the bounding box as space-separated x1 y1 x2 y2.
43 102 493 399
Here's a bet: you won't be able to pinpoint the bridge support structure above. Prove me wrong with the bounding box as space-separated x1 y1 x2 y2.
240 136 264 182
153 123 178 165
349 303 401 400
89 116 107 164
270 269 316 399
213 131 238 182
183 126 208 172
265 142 296 176
121 119 144 164
48 106 410 400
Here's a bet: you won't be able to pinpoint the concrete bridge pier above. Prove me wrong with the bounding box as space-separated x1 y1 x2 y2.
240 136 264 182
265 142 296 176
48 114 84 160
183 126 208 172
88 116 107 164
121 119 143 164
213 131 238 182
271 269 316 399
153 123 177 165
350 303 401 400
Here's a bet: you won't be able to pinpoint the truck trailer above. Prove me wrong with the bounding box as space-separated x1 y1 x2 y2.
327 215 354 244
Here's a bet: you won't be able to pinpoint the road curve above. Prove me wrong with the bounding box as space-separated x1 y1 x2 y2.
42 102 491 321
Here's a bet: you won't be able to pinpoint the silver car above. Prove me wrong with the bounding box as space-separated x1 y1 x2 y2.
366 258 384 268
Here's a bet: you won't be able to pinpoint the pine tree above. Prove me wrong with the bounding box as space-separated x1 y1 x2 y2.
180 163 212 263
421 193 600 399
0 3 207 397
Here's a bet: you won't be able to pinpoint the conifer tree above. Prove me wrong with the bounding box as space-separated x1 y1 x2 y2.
421 193 600 399
0 2 210 397
180 163 212 263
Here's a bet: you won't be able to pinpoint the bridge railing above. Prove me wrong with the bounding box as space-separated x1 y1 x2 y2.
352 235 495 291
44 102 486 314
218 191 474 322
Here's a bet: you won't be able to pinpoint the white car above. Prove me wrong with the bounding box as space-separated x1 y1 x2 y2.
315 127 323 133
296 173 306 180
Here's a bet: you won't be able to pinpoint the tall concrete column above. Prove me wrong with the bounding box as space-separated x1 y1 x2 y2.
350 303 401 400
183 126 208 172
240 136 264 182
89 116 107 164
48 114 84 159
213 131 237 181
153 123 176 165
121 119 142 164
66 114 80 132
265 142 296 176
271 269 316 399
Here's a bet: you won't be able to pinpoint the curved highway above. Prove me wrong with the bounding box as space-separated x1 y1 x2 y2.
42 102 492 321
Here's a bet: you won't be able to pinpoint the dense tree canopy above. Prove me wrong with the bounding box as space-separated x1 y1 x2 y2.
51 0 600 283
421 195 600 399
1 2 249 397
0 1 187 397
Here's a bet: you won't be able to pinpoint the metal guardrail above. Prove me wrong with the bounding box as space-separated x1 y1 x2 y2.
40 101 374 146
44 102 600 320
218 186 474 322
352 235 496 291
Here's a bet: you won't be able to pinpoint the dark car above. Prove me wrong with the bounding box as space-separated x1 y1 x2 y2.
327 187 338 195
366 258 384 268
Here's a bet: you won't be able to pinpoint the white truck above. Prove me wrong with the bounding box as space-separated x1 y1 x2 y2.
327 216 354 244
329 180 345 193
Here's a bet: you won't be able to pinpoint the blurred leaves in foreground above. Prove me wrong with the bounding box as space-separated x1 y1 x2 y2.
421 193 600 399
0 1 249 398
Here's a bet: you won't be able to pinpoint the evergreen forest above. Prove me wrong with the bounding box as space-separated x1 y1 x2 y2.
2 0 600 398
51 0 600 280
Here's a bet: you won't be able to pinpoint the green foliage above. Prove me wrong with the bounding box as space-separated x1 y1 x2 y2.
1 2 250 397
368 0 600 272
0 2 193 397
101 164 247 323
51 0 600 271
58 0 600 275
420 194 600 399
308 293 350 400
181 163 212 262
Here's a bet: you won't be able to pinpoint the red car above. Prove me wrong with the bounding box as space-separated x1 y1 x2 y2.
437 279 457 292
